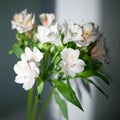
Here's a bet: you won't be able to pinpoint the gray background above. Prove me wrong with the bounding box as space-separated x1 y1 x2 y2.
0 0 55 120
93 0 120 120
0 0 120 120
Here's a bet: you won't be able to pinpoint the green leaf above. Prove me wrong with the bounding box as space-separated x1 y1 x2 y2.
18 33 36 47
82 54 102 71
54 56 61 65
12 44 24 58
18 33 29 41
61 33 65 41
95 72 110 85
37 81 44 95
66 41 77 49
94 61 102 69
66 79 83 111
83 78 108 98
76 69 95 78
53 80 83 111
42 43 52 51
54 90 68 120
37 81 44 101
82 54 92 63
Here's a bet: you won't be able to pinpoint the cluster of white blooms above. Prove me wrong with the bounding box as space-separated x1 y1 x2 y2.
35 20 100 48
11 9 108 90
11 10 100 47
10 10 110 120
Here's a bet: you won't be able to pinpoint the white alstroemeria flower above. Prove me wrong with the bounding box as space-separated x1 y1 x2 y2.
79 22 99 46
11 9 35 33
60 48 85 77
39 13 55 26
14 47 43 90
35 23 62 46
90 36 109 63
63 22 83 45
21 47 43 64
14 61 39 90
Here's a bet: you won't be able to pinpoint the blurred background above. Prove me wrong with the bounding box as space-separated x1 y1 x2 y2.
0 0 120 120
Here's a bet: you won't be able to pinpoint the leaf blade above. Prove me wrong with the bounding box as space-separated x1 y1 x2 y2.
12 44 24 58
37 81 44 101
53 80 83 111
76 69 95 78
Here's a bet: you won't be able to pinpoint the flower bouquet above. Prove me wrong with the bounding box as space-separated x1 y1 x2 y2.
9 9 110 120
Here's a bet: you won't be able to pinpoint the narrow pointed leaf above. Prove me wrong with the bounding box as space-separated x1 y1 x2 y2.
53 80 83 111
37 81 44 95
37 81 44 101
76 69 95 78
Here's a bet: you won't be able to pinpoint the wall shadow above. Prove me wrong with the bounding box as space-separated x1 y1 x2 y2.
92 0 120 120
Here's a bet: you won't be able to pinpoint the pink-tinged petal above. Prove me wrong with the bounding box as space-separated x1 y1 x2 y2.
86 34 99 43
90 42 97 55
90 37 109 63
39 13 55 26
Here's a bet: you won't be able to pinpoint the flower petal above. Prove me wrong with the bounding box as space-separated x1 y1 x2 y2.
33 47 43 62
39 13 55 26
11 9 35 33
72 59 85 73
23 77 35 90
21 53 28 61
25 47 33 60
14 61 23 74
15 75 26 84
60 48 85 77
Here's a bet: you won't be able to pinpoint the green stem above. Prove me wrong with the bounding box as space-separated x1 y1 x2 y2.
51 51 59 64
37 88 54 120
31 97 39 120
66 74 69 83
26 88 33 120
